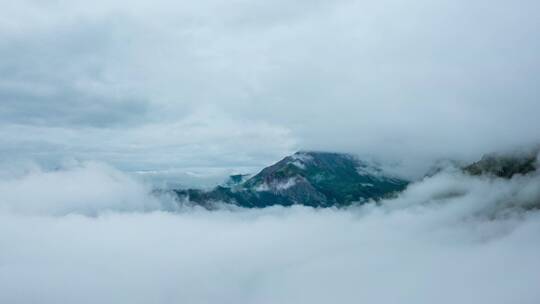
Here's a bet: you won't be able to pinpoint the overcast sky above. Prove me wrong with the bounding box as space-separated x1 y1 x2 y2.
1 0 539 178
1 3 540 301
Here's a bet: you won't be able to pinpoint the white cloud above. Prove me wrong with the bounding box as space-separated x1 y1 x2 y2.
0 162 166 216
0 164 539 303
255 177 297 192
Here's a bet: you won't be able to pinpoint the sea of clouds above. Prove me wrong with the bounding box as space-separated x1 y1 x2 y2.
0 162 539 304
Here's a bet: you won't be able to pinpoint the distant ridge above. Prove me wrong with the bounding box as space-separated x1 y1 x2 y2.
464 148 539 178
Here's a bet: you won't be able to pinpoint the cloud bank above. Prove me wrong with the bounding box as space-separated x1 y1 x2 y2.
1 0 540 177
0 163 539 303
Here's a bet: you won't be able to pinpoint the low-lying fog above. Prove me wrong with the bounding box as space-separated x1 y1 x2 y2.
1 162 539 304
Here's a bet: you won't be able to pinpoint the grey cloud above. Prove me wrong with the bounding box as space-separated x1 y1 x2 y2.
0 111 296 174
0 85 150 127
1 0 540 174
0 16 154 127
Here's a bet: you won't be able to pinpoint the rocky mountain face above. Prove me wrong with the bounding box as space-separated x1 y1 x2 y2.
174 151 409 208
464 149 538 178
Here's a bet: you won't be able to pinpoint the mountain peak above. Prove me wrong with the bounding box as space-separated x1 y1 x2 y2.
174 151 408 208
